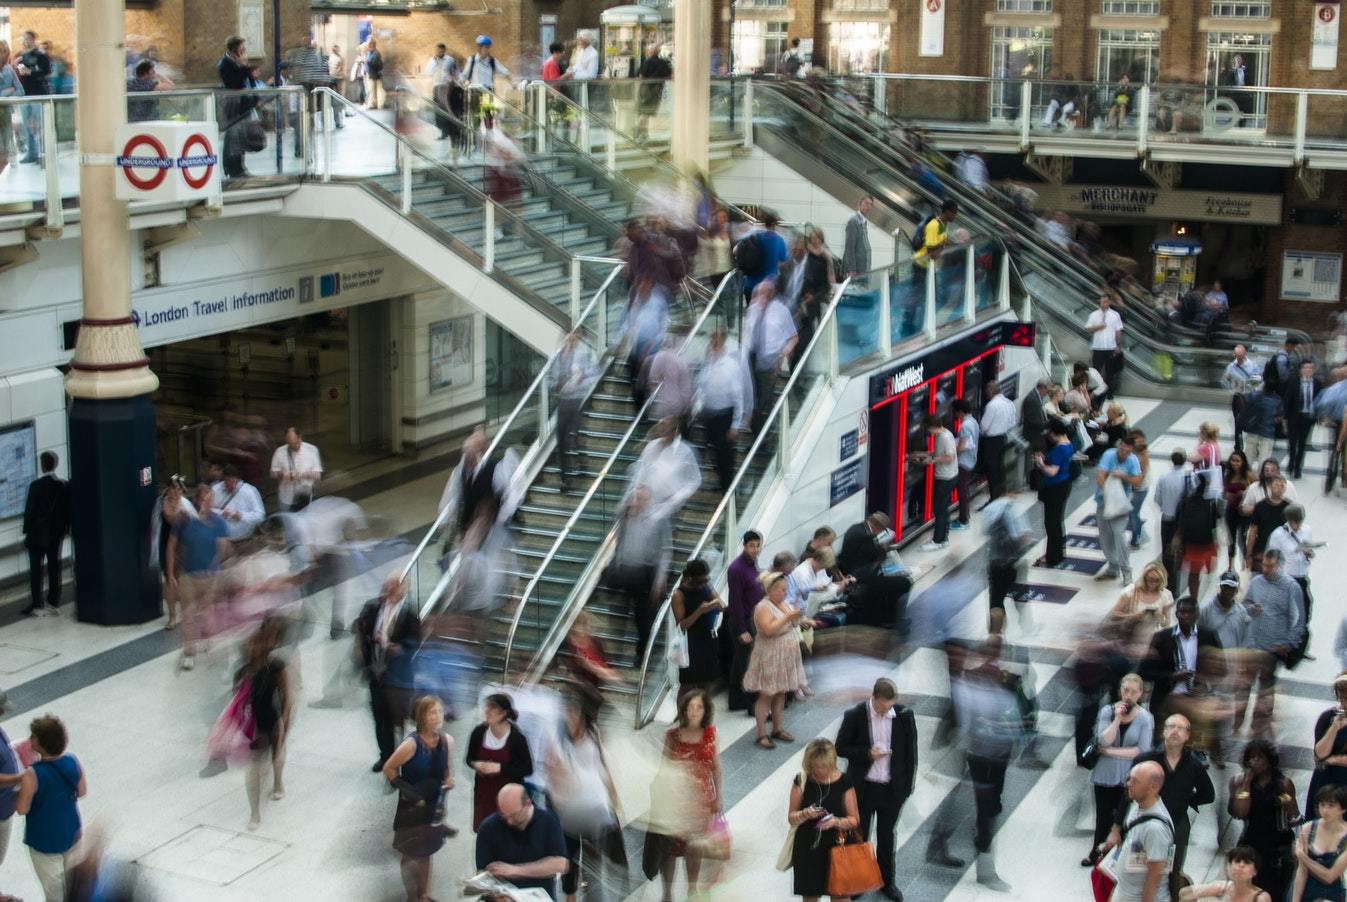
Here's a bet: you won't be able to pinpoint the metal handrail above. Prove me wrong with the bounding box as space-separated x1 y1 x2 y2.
398 259 626 597
857 72 1347 98
632 275 853 729
500 268 739 682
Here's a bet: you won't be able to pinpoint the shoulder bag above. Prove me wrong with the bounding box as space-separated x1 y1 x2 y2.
1102 474 1131 520
827 829 884 897
1091 813 1173 902
776 765 810 871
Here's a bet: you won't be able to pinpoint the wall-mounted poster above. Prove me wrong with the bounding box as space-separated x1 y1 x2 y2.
430 317 474 392
0 421 37 520
920 0 945 57
238 0 265 58
1281 251 1343 303
1312 1 1341 70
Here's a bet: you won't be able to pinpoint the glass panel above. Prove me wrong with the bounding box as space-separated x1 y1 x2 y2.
990 27 1053 120
936 247 966 326
880 78 1010 132
1205 34 1272 129
828 22 891 75
975 240 1002 312
836 272 883 367
1210 0 1270 17
1101 0 1159 13
214 88 309 183
1305 92 1347 150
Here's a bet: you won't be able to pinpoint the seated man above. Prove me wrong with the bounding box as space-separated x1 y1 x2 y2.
837 512 913 630
475 783 569 901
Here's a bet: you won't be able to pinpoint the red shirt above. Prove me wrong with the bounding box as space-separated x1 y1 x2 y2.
541 58 562 81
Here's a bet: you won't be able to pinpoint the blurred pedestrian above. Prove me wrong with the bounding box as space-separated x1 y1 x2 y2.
642 336 693 428
1177 471 1222 601
786 738 860 902
466 694 534 833
608 484 672 666
1223 451 1254 569
361 39 384 109
739 212 789 304
15 714 85 902
953 399 981 531
744 573 807 749
1032 421 1075 566
1095 434 1144 584
696 327 751 493
1238 549 1305 739
1107 561 1175 665
744 280 798 433
548 691 622 902
621 275 671 409
1127 430 1152 550
384 696 455 901
356 576 422 772
647 688 723 901
270 426 322 512
438 425 522 547
635 43 671 141
978 380 1016 502
983 489 1032 636
551 329 599 486
626 416 701 522
240 614 292 830
168 483 232 670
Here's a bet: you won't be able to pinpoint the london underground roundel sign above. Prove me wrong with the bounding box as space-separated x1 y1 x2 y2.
178 132 218 190
117 134 172 191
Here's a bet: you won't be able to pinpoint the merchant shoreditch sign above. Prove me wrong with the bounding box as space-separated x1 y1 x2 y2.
1033 184 1282 225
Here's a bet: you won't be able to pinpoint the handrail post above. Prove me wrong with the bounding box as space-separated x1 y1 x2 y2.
776 389 790 471
924 264 938 339
743 78 754 149
322 90 334 183
598 282 610 347
725 496 737 573
299 88 311 172
42 101 61 231
998 251 1011 311
1294 90 1308 165
1019 80 1031 150
533 81 548 155
963 244 976 322
872 75 886 116
579 104 591 154
399 140 413 215
539 378 552 441
1137 85 1150 157
825 305 840 380
484 201 495 273
1020 291 1032 324
606 130 617 172
878 274 892 356
570 257 582 324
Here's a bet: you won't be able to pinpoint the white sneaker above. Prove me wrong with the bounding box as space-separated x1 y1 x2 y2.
920 541 948 552
179 655 195 672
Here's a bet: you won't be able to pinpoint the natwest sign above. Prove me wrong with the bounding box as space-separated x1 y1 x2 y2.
115 121 221 203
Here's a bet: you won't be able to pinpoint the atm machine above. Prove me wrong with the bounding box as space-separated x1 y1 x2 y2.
865 321 1035 542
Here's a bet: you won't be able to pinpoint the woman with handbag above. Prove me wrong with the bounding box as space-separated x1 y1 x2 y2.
465 693 533 832
1229 739 1298 902
14 715 85 902
382 696 455 902
547 690 623 902
744 573 808 750
239 613 292 832
648 688 724 901
787 738 865 901
671 559 724 693
1084 673 1154 867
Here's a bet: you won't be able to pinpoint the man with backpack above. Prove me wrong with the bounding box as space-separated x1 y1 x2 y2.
983 488 1033 636
777 38 803 77
465 35 510 93
1097 760 1175 902
912 199 959 283
735 212 789 304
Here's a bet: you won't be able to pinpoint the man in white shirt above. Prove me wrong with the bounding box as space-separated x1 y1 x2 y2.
624 416 702 522
953 399 980 530
978 380 1017 503
464 35 510 92
1223 344 1262 451
438 425 524 540
1099 761 1174 902
270 427 323 512
1086 293 1125 399
744 281 798 433
1266 504 1315 619
920 414 960 551
569 33 599 81
425 43 460 139
328 45 346 128
550 328 598 485
696 328 753 492
212 465 266 540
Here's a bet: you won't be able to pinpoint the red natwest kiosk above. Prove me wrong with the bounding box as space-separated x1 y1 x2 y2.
865 321 1035 542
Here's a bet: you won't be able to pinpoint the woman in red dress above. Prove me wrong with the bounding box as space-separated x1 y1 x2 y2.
464 693 533 831
651 688 723 901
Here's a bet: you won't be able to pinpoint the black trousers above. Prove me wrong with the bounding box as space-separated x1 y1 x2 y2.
1287 416 1315 478
1160 518 1180 595
981 434 1007 500
701 407 737 492
556 395 584 478
1039 481 1070 564
728 634 757 711
849 569 913 630
368 678 408 765
967 754 1008 853
857 781 903 887
932 477 955 543
1092 784 1126 849
27 544 61 609
611 564 659 666
1092 349 1122 399
987 560 1017 613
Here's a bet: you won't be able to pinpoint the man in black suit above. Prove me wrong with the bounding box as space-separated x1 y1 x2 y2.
1021 378 1051 452
837 512 912 630
835 678 917 901
22 450 71 617
355 575 423 771
1138 596 1222 741
1282 360 1323 480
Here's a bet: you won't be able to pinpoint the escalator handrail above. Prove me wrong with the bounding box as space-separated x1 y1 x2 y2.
750 79 1314 359
500 269 740 682
399 259 627 600
632 275 853 729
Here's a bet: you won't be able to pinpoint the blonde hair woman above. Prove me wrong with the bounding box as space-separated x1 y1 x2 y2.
787 739 860 901
1107 560 1174 662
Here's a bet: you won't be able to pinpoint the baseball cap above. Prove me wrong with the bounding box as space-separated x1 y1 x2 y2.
1218 571 1240 588
475 35 492 46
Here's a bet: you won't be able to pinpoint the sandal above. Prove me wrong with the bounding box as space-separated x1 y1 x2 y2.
755 735 776 750
771 730 796 742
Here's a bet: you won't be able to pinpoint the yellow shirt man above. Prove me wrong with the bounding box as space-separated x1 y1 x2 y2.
913 217 948 269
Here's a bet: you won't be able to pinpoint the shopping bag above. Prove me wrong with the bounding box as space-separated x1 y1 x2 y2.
205 678 256 764
1102 476 1131 520
669 630 690 669
826 831 883 897
690 812 732 860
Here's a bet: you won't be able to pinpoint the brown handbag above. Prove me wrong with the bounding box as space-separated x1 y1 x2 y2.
826 830 883 897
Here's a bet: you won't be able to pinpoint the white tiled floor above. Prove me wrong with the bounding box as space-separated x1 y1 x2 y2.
1 395 1342 901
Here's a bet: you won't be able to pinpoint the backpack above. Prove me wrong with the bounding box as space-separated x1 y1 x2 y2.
987 502 1025 562
1178 490 1217 544
910 214 940 253
733 232 766 279
1263 350 1289 394
779 51 801 77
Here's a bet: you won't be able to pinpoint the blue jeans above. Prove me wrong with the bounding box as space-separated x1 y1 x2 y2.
1128 488 1148 546
20 103 42 159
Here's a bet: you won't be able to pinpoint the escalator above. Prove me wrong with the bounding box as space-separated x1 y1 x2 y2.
746 78 1307 392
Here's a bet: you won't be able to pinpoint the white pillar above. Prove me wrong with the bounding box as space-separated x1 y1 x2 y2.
672 0 711 175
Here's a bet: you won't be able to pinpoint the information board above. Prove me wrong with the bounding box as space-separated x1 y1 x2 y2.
1281 251 1343 302
829 459 865 507
839 429 859 462
0 421 37 520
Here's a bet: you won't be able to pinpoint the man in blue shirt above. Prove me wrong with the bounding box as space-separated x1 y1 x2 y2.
166 483 231 671
475 783 568 899
1094 434 1143 585
1239 381 1283 468
740 211 789 304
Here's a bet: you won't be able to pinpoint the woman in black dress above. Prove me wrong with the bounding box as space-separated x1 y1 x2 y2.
241 613 291 832
383 696 455 902
788 738 860 901
1229 739 1299 902
671 559 724 692
1308 676 1347 811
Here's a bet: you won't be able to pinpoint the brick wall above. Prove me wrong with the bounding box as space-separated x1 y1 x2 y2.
1261 170 1347 331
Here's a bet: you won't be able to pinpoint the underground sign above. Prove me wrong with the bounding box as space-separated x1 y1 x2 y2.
114 122 222 202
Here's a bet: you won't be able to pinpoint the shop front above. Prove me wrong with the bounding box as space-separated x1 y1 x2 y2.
864 321 1034 542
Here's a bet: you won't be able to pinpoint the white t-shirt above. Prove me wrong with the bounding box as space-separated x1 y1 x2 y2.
572 45 599 80
932 429 959 481
1088 308 1124 351
270 441 323 507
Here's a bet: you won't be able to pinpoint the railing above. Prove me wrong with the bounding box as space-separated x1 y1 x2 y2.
500 269 740 684
861 73 1347 163
400 257 628 617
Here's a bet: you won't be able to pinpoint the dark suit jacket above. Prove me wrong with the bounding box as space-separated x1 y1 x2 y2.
23 474 71 550
355 599 422 686
837 522 884 578
1021 391 1049 452
835 701 917 804
1282 377 1325 423
1139 625 1222 719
